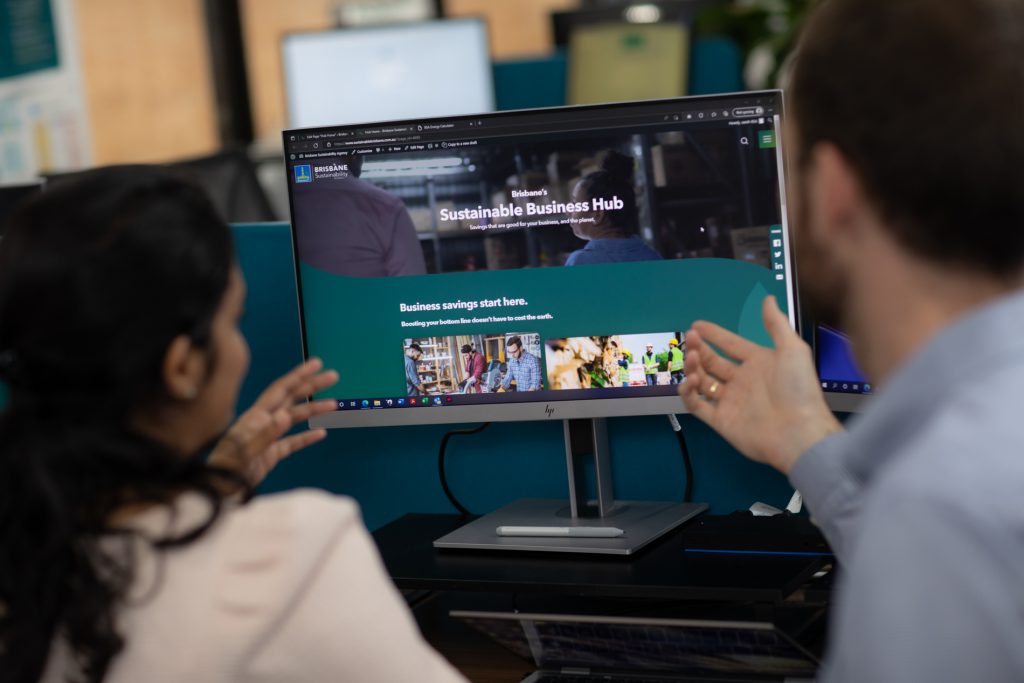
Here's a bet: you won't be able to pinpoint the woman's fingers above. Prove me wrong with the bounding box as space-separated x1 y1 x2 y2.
285 370 340 405
210 379 337 486
288 398 338 423
232 408 291 462
253 358 332 411
240 397 334 457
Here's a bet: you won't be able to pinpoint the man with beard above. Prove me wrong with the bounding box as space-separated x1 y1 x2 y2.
678 1 1024 681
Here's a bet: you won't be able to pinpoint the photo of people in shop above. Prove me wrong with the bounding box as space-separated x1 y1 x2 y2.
403 333 543 396
545 332 685 390
290 119 780 276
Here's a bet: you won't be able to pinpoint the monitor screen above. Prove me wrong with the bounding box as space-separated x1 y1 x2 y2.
284 91 795 428
281 19 494 129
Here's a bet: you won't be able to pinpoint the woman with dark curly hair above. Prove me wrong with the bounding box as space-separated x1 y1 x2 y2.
0 167 466 683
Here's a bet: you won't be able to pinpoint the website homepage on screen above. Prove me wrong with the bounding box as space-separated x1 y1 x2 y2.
284 93 794 417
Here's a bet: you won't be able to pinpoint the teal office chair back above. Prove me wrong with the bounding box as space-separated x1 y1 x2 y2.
690 37 744 95
492 52 568 111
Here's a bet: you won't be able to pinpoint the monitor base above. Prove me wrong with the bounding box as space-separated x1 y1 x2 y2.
432 498 707 555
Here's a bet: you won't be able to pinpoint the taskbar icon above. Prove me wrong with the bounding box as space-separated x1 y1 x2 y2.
821 380 872 395
339 394 457 409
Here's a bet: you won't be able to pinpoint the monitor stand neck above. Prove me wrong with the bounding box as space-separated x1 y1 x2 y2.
564 418 615 519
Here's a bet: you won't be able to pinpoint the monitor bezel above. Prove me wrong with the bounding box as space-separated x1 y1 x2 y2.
283 90 797 428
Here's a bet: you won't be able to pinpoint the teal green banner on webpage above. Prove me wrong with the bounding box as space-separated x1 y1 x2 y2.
302 257 786 399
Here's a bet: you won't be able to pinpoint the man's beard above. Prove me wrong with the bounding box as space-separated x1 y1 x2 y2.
792 176 847 331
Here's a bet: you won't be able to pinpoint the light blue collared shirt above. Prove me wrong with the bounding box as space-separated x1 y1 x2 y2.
791 288 1024 682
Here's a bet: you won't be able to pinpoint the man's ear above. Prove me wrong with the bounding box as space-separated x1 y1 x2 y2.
808 142 866 249
162 334 206 401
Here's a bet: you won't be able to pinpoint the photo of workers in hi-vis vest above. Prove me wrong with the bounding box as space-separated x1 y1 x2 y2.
544 332 683 391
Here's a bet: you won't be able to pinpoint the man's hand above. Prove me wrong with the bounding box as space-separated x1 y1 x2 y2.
678 296 843 474
208 358 339 487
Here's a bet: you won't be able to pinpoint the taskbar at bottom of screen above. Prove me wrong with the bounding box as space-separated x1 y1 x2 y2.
820 378 872 394
331 383 685 411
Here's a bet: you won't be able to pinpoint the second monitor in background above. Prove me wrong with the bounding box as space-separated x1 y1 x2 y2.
568 22 689 105
816 324 872 413
282 18 494 129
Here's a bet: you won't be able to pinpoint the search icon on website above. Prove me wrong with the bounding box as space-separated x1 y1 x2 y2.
740 136 749 145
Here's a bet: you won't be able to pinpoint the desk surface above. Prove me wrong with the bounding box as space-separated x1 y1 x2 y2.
374 514 829 603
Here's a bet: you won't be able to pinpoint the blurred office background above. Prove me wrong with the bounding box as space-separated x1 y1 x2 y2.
2 0 811 199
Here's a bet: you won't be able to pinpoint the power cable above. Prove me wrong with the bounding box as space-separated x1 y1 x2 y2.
667 414 694 502
437 422 491 516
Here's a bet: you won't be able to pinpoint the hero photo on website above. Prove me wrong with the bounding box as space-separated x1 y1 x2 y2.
285 94 793 410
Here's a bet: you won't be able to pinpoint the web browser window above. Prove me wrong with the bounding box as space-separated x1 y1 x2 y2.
284 92 795 425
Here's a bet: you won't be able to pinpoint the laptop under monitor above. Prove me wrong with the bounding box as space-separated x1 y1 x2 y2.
452 611 818 683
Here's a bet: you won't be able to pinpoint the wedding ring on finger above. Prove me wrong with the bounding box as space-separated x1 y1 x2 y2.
705 380 721 401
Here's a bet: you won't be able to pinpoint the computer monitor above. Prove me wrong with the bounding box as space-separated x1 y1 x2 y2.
284 91 794 552
281 19 495 129
815 324 872 412
551 2 712 48
567 22 689 105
